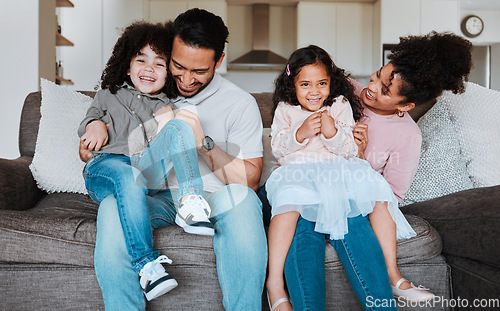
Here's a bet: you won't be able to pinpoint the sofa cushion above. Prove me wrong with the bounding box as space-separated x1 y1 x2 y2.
29 79 92 194
401 100 474 206
401 185 500 267
0 194 442 269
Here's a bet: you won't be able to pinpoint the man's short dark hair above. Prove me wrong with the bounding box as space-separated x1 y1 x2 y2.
172 8 229 62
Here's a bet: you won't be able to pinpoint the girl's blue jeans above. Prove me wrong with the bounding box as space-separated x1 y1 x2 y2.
84 119 203 273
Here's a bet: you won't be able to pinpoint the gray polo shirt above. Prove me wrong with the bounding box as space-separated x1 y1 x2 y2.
78 84 171 157
169 73 263 192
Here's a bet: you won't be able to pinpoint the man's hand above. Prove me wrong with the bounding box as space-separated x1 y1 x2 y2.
174 109 205 151
79 141 93 163
155 106 175 135
353 123 368 159
320 110 337 139
80 120 109 151
296 112 322 143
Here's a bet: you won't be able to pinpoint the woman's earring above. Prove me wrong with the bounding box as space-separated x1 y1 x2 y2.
397 110 405 118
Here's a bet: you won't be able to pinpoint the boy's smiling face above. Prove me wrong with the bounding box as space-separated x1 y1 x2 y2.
128 44 168 95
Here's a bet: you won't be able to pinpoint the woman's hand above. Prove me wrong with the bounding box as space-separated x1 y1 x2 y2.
320 110 337 139
353 123 368 159
296 112 322 143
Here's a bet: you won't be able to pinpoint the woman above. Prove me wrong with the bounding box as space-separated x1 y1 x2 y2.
264 31 472 310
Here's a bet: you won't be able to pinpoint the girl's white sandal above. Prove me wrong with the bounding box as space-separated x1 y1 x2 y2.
391 278 435 302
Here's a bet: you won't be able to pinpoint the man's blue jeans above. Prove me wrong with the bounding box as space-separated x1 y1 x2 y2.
85 119 203 273
94 184 267 310
284 216 396 311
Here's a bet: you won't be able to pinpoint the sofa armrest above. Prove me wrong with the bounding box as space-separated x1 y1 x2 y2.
0 156 44 211
401 185 500 267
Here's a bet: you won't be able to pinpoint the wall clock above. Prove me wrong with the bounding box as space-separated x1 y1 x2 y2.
461 15 484 38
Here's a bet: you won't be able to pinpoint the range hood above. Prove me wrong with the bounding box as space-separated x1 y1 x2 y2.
229 3 287 70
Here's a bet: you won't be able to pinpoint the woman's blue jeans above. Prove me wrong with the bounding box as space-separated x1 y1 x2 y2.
94 184 267 310
85 119 203 273
284 216 397 311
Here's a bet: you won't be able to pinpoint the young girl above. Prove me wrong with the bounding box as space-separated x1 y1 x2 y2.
265 45 422 310
78 21 213 301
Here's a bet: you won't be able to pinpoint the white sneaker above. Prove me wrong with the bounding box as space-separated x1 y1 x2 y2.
392 278 435 302
139 255 178 301
175 195 214 236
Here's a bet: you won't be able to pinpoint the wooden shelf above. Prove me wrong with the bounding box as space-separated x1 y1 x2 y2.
56 0 74 7
56 32 74 46
56 75 74 85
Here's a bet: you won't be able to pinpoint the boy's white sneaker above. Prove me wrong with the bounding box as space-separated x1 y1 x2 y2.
139 255 178 301
175 195 214 236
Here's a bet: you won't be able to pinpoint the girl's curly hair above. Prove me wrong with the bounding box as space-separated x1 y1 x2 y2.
100 21 174 95
273 45 363 121
389 31 472 106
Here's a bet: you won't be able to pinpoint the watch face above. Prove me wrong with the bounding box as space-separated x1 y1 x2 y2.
462 15 483 37
202 136 214 151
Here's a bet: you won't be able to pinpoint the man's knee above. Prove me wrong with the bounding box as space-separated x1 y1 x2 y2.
209 184 261 217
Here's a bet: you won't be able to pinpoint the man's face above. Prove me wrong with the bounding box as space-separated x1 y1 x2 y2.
169 36 224 98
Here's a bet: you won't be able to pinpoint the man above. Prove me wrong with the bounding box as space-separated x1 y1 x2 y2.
83 9 267 310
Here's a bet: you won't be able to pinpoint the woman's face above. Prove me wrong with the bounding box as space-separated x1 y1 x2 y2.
361 63 413 115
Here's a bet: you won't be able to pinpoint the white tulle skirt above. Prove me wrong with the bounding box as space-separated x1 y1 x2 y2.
265 157 416 240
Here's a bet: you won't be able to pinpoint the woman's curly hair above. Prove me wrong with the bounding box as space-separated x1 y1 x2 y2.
273 45 363 121
389 31 472 106
100 21 174 95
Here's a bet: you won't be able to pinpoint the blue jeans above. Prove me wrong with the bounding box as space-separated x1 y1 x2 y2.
284 216 396 311
94 184 267 310
85 119 203 273
257 185 395 311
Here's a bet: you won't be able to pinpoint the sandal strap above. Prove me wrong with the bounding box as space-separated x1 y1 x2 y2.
395 278 407 289
271 297 290 311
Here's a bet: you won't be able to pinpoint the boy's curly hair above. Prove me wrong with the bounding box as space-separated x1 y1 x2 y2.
389 31 472 106
273 45 363 121
100 21 174 95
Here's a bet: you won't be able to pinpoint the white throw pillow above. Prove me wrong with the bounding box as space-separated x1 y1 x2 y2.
440 82 500 187
401 101 474 206
30 79 92 194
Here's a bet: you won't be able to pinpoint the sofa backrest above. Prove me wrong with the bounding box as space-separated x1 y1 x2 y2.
18 91 275 157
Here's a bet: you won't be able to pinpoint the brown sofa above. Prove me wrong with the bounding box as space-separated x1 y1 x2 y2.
1 90 498 310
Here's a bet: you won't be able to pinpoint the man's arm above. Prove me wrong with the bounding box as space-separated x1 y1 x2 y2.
199 147 263 191
174 109 263 191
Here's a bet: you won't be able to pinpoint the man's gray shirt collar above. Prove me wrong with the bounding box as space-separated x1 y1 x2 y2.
170 73 223 106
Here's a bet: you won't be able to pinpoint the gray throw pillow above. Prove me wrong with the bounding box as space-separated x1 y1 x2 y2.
401 101 474 206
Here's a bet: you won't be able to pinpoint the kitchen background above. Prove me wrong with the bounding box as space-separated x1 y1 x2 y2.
1 0 499 159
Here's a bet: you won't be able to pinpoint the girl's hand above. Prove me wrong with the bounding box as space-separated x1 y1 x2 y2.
155 106 174 135
353 123 368 159
296 112 322 143
320 110 337 139
80 120 109 151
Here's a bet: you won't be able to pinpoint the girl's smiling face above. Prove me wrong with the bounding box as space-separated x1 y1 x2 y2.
294 63 331 112
128 44 168 95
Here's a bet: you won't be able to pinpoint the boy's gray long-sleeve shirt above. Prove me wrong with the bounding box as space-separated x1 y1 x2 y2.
78 83 171 157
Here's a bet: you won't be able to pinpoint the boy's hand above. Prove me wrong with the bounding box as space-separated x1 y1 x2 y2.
80 120 109 151
296 112 322 143
155 106 174 135
320 110 337 139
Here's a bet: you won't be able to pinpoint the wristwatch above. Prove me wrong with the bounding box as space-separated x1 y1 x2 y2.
202 136 215 151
